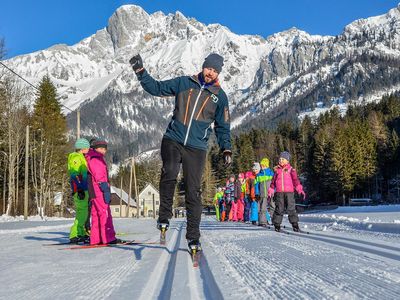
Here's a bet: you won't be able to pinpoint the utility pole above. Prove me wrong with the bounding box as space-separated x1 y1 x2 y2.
152 193 156 219
77 109 81 139
24 125 29 220
119 176 123 218
3 168 6 215
127 158 133 218
133 157 139 218
60 182 64 218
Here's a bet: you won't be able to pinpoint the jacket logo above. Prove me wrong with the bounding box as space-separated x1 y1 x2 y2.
211 94 219 103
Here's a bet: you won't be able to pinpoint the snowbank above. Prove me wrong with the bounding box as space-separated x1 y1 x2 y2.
299 205 400 235
327 204 400 213
0 214 72 223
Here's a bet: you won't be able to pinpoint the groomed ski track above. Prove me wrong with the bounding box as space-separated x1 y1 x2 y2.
0 216 399 299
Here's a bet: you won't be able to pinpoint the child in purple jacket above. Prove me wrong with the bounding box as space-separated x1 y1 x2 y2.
268 151 305 232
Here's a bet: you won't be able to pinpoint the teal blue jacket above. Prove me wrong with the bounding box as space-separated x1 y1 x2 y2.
137 70 231 151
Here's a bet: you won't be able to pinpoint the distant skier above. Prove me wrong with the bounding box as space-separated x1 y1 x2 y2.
244 171 255 223
219 187 227 222
250 163 260 225
86 140 120 245
230 175 241 222
235 173 246 222
268 151 306 232
67 138 91 244
213 187 223 221
129 53 232 253
224 175 235 221
255 157 274 226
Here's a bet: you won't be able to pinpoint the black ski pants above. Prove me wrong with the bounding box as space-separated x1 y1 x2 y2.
272 192 299 225
158 138 206 240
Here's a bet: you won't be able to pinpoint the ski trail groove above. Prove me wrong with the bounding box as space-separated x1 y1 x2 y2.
204 221 400 299
157 223 184 300
198 252 224 300
137 221 183 300
280 231 400 261
306 230 400 252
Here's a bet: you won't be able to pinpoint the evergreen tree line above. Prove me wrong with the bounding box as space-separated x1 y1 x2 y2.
1 43 69 217
209 94 400 205
113 94 400 208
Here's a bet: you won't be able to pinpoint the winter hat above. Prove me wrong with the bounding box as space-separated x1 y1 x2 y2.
74 138 90 150
252 162 261 172
92 139 108 149
245 171 253 179
279 151 291 161
260 158 270 168
89 138 98 148
202 53 224 73
217 187 222 192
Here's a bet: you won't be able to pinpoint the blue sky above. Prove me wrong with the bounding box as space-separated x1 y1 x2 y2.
1 0 398 58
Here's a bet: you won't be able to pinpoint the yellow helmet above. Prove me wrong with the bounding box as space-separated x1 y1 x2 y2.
260 157 269 168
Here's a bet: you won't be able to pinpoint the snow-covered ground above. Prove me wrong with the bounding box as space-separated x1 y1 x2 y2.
0 205 399 299
0 215 71 223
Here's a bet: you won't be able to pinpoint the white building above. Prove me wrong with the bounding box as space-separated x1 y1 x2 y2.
138 183 160 218
110 186 137 218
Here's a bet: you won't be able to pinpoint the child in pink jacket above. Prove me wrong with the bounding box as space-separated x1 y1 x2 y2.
268 151 305 232
86 140 118 245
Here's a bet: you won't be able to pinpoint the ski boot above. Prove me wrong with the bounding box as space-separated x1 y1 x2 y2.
77 235 90 244
188 240 202 267
69 237 80 244
274 224 281 232
157 221 169 245
292 223 300 232
108 238 124 245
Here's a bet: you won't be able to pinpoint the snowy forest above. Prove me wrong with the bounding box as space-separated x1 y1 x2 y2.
114 94 400 208
209 94 400 205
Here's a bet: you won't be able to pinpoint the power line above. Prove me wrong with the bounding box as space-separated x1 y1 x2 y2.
0 60 95 134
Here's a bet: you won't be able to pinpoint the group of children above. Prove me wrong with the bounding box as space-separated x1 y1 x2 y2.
68 141 305 244
68 138 121 245
213 151 306 232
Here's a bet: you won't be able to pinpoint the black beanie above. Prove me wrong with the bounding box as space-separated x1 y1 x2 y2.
92 140 108 149
202 53 224 73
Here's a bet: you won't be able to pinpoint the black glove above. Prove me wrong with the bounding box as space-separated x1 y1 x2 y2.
223 150 232 166
129 54 144 73
77 190 86 200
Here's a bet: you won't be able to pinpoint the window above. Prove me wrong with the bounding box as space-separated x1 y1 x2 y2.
114 207 120 213
148 191 151 195
156 201 159 205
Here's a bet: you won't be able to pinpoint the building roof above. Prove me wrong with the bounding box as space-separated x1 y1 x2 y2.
138 183 160 199
110 186 137 207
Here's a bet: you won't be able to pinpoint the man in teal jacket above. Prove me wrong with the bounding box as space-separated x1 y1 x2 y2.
130 53 232 250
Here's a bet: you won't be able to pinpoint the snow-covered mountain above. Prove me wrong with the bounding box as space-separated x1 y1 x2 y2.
5 4 400 158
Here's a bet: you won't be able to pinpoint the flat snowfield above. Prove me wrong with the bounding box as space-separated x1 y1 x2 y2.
0 206 399 300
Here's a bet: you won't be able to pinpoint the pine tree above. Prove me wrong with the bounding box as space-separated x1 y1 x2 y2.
201 155 218 206
236 134 255 173
31 75 67 217
298 116 314 172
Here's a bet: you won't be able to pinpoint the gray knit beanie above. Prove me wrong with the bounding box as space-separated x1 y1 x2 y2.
202 53 224 73
280 151 291 161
